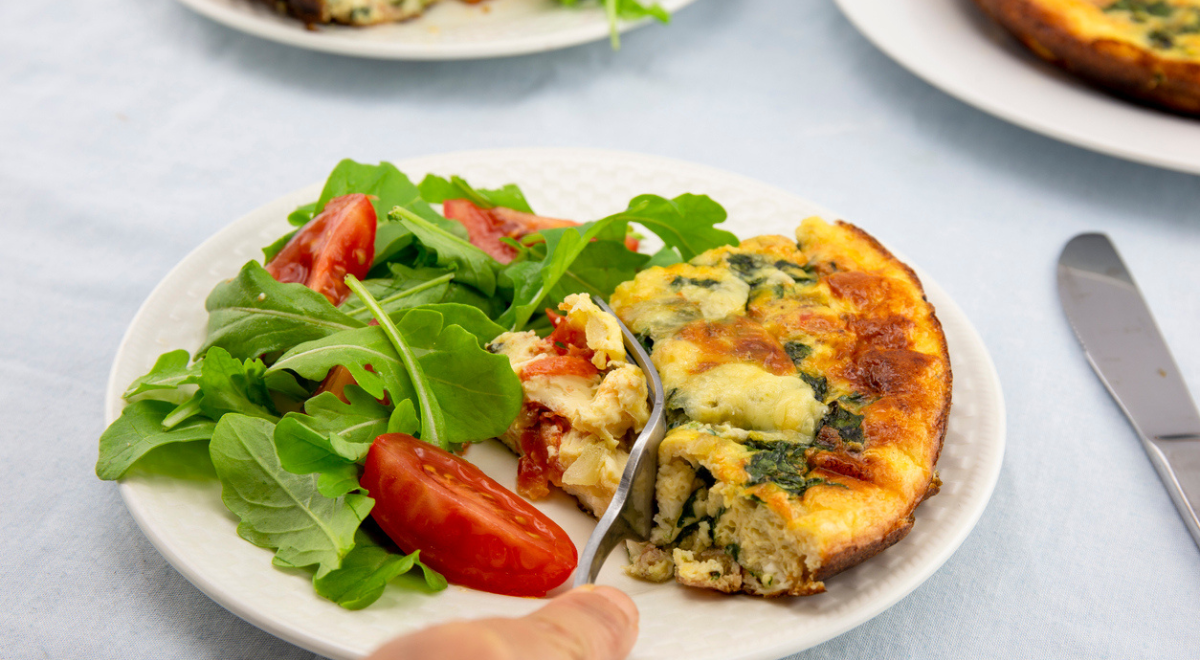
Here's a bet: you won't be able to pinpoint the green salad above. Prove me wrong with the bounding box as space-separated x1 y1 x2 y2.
559 0 671 48
96 159 738 609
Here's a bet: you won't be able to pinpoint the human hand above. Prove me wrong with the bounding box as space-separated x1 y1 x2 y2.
364 585 639 660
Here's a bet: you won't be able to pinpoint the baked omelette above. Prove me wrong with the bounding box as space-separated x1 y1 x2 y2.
973 0 1200 114
609 217 952 596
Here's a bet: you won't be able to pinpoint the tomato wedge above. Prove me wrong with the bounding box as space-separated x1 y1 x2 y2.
265 193 376 305
444 199 640 262
442 199 580 264
361 433 578 597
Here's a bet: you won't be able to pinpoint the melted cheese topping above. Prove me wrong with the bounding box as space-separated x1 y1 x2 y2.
612 218 951 596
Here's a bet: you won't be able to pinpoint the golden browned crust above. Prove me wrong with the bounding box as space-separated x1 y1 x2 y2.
834 221 953 473
812 515 915 582
973 0 1200 115
804 221 951 581
798 220 951 579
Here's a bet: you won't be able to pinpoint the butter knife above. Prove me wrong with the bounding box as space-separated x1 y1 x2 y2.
573 298 667 586
1058 233 1200 550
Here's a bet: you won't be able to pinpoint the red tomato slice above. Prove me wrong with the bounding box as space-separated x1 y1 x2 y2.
444 199 642 263
443 200 579 265
266 193 376 305
521 355 599 379
546 309 588 350
361 433 577 597
516 408 569 500
442 199 516 263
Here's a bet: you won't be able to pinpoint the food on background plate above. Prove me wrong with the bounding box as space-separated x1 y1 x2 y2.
95 159 739 608
270 0 445 26
612 218 951 596
973 0 1200 115
488 293 650 516
265 0 671 47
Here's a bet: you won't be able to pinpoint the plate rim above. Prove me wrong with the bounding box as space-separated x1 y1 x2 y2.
174 0 699 60
833 0 1200 176
106 147 1006 659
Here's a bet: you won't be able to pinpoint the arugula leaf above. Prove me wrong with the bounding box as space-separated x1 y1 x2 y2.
342 270 457 320
161 391 204 429
262 229 298 263
209 414 373 576
96 400 216 480
286 159 469 268
396 307 521 442
644 245 683 269
544 239 650 302
200 261 365 361
496 219 619 331
348 279 522 449
268 326 415 405
390 206 499 297
556 0 669 48
274 387 388 497
287 159 442 228
123 350 201 398
263 369 312 400
269 306 522 450
418 174 534 214
344 264 503 319
372 221 414 267
609 194 738 261
197 347 278 422
314 528 446 610
388 399 420 435
406 303 507 347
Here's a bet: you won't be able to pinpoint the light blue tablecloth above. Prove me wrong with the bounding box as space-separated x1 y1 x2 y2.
4 1 1198 658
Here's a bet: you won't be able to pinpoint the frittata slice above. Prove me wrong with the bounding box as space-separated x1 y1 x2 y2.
269 0 443 26
611 217 951 596
973 0 1200 114
488 294 651 517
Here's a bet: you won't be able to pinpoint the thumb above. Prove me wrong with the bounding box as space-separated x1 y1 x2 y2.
365 585 639 660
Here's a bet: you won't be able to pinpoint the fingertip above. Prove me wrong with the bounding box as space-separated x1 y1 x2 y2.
538 585 639 659
585 585 639 630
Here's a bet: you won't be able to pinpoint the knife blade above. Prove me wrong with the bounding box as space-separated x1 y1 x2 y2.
1058 233 1200 550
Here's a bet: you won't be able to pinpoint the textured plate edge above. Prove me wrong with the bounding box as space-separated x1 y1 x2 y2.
105 147 1008 660
174 0 700 61
832 0 1200 176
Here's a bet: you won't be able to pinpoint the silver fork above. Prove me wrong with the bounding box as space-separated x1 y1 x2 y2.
572 298 667 586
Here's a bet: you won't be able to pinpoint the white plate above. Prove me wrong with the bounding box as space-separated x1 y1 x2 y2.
176 0 697 60
106 148 1006 660
835 0 1200 176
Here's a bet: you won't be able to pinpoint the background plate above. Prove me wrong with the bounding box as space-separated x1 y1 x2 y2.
106 148 1006 660
835 0 1200 176
176 0 697 60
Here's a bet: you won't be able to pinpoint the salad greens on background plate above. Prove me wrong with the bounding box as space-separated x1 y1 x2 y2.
175 0 699 60
103 148 1005 660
